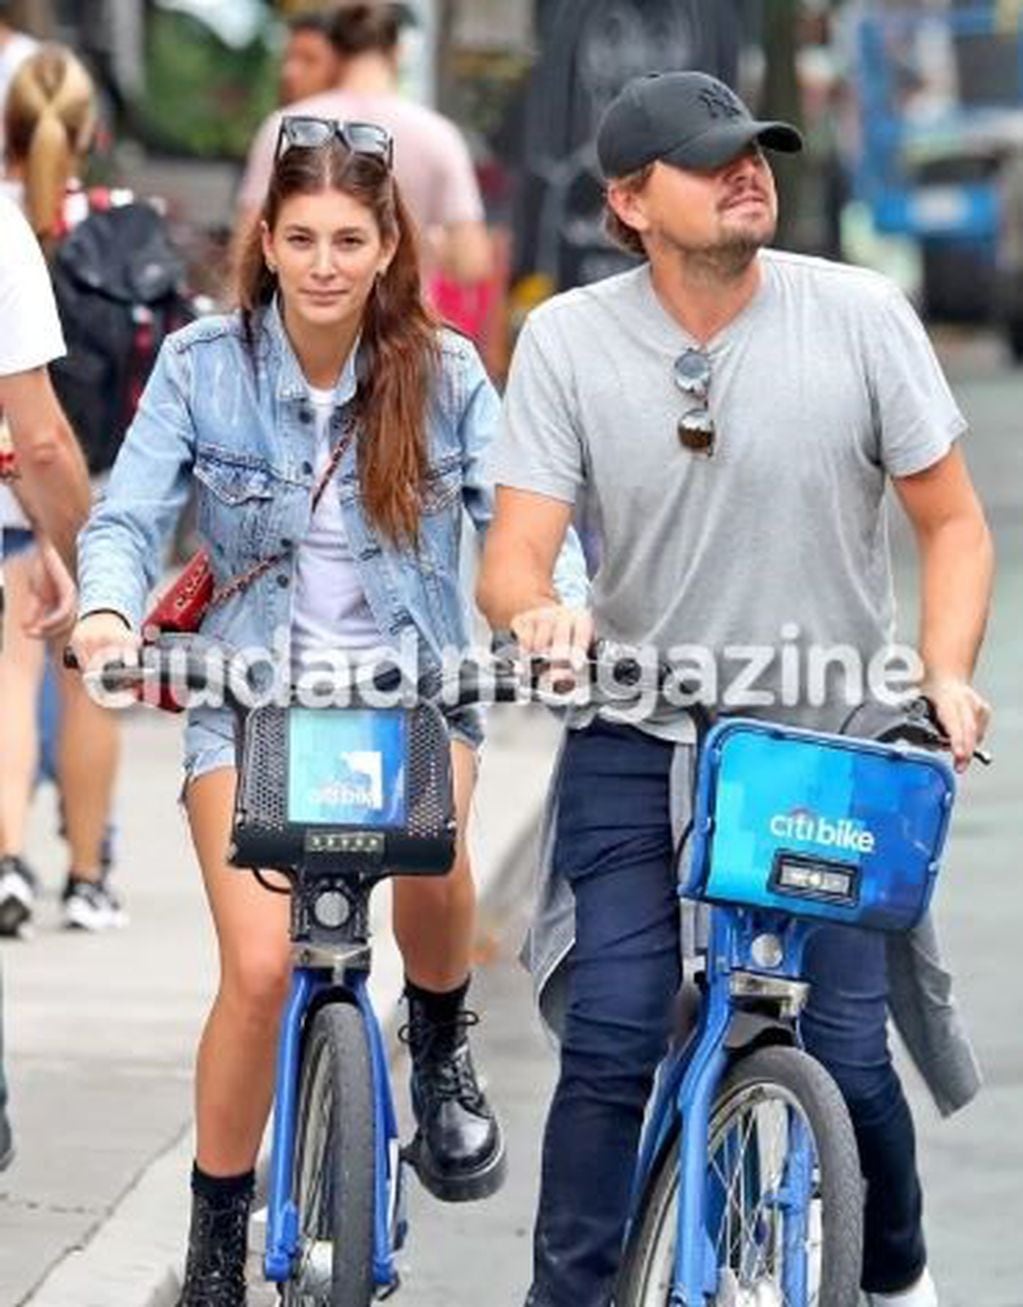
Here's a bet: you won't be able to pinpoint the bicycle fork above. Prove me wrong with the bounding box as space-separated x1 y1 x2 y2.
668 910 814 1306
264 966 404 1294
671 955 731 1307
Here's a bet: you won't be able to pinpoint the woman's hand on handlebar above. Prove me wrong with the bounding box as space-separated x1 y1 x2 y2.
68 610 141 673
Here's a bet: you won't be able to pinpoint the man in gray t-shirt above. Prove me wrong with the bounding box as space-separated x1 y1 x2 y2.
478 72 993 1307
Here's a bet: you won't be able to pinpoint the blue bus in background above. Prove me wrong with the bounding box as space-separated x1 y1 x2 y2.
853 2 1023 355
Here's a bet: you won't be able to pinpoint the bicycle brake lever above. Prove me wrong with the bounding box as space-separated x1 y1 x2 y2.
917 697 994 766
879 720 992 766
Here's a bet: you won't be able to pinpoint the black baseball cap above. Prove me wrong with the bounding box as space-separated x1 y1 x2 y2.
597 71 803 179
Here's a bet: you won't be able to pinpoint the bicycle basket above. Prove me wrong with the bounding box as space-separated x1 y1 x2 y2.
683 719 955 931
230 701 456 877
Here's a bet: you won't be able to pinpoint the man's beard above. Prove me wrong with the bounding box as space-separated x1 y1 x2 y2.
656 218 775 281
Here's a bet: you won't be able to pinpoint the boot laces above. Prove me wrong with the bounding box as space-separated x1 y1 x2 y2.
179 1194 249 1305
399 1008 485 1108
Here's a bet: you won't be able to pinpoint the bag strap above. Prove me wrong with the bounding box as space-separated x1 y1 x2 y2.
207 410 357 613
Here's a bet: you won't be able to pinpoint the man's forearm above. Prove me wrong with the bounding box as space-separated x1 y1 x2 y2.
917 515 994 681
2 368 92 569
17 426 91 569
477 553 558 631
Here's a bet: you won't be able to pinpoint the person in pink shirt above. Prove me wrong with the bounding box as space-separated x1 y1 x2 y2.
236 2 491 286
277 11 342 107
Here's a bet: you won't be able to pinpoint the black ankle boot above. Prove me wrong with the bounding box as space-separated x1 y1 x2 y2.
177 1169 253 1306
401 983 506 1202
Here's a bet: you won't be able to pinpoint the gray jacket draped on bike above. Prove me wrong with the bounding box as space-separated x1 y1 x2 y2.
522 731 982 1120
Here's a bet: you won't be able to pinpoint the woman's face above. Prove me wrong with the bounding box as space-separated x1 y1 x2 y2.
262 187 395 333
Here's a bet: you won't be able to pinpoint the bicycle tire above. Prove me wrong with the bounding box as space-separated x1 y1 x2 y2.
282 1001 376 1307
618 1045 863 1307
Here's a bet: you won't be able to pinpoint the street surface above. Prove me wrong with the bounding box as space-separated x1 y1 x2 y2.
0 330 1020 1306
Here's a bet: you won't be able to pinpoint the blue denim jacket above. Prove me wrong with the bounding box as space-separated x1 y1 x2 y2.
77 303 587 743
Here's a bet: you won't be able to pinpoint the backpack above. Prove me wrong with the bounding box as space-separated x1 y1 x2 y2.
49 198 195 476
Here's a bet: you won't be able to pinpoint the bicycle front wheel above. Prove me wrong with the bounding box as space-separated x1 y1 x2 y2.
282 1001 375 1307
618 1046 863 1307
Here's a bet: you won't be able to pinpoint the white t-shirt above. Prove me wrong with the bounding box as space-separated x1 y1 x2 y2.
0 194 65 573
495 253 965 737
290 385 383 679
0 183 28 528
0 193 65 376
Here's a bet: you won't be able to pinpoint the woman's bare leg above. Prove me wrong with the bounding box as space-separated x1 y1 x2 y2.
186 767 291 1175
391 740 477 990
391 740 504 1196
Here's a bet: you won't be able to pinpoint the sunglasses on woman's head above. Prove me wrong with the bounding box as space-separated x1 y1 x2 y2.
673 348 715 456
274 115 395 169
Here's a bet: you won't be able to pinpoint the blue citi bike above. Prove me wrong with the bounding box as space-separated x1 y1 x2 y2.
76 636 526 1307
78 638 973 1307
613 693 973 1307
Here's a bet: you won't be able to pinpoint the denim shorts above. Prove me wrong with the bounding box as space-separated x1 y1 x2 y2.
180 703 482 799
181 706 238 796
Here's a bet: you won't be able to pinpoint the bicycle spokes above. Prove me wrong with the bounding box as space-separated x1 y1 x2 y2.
707 1087 822 1307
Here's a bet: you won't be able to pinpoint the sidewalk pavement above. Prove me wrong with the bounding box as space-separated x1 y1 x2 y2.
0 700 562 1307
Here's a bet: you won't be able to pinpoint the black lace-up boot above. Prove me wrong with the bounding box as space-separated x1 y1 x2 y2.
177 1165 253 1306
401 978 506 1202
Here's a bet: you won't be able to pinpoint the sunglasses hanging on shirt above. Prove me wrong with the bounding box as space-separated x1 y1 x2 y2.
673 348 715 456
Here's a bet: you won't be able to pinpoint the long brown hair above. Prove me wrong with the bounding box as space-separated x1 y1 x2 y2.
236 138 439 545
3 44 96 247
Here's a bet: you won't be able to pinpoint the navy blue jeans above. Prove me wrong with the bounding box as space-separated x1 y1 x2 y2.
528 719 926 1307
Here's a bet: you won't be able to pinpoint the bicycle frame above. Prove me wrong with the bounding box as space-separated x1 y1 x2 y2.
628 905 817 1307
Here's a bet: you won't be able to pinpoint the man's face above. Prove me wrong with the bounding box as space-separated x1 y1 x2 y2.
612 145 778 264
279 30 341 106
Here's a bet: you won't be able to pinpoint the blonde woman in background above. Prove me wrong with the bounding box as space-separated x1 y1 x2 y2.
0 44 125 937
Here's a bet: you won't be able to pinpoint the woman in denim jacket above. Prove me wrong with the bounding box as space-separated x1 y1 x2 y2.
70 118 583 1302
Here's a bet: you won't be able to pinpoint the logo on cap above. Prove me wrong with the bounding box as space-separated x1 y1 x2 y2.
698 87 743 121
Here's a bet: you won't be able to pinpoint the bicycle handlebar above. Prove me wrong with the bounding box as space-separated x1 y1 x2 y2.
62 633 673 712
63 635 991 763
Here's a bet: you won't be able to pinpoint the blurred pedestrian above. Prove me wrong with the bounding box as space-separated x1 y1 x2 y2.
0 188 91 1167
236 2 491 285
0 2 37 148
278 11 341 107
0 44 125 935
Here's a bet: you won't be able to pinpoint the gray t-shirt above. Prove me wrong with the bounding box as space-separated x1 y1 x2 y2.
491 250 966 738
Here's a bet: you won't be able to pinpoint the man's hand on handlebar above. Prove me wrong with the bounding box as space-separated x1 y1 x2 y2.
510 604 594 658
921 675 991 773
509 605 595 692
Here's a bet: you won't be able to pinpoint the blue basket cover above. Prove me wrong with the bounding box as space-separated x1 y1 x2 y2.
684 719 956 931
